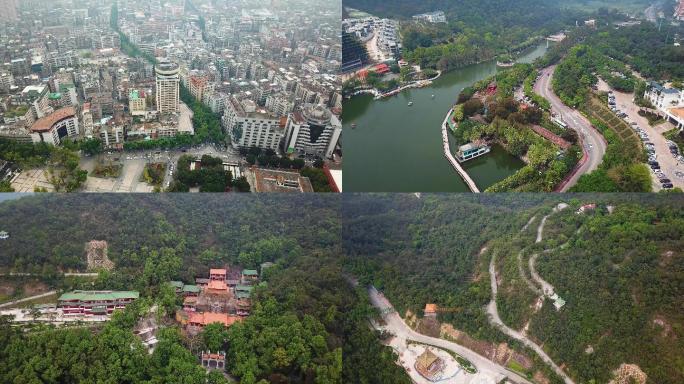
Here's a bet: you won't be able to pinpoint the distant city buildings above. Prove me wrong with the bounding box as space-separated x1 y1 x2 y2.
0 0 17 22
343 16 402 65
412 11 446 23
0 0 341 179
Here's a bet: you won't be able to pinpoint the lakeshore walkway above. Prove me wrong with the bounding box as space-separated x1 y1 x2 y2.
441 108 480 192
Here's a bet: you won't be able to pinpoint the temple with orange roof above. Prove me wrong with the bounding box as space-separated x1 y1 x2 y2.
210 268 227 281
424 303 438 317
188 312 241 328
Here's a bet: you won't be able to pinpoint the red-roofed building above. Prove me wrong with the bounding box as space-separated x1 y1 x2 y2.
424 304 437 317
373 63 390 74
201 351 226 370
577 204 597 214
30 106 79 146
206 279 228 294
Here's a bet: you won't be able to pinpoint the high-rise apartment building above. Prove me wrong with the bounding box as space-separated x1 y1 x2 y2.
283 104 341 159
155 62 180 114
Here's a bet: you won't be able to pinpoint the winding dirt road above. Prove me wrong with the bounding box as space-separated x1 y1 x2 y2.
487 206 575 384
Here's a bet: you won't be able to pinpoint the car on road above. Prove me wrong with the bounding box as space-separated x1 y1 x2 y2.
660 178 671 184
662 183 674 189
650 163 661 170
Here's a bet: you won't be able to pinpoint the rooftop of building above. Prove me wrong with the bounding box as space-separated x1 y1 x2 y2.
253 168 314 193
227 95 278 120
669 107 684 120
206 280 228 291
424 303 437 314
30 106 76 132
59 290 139 301
416 349 440 370
183 284 200 293
648 81 681 95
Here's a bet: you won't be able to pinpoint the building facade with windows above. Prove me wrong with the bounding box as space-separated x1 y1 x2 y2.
223 95 284 151
283 104 341 158
155 62 180 114
30 106 79 146
58 290 139 316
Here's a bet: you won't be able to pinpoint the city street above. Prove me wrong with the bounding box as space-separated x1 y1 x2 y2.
535 66 607 191
365 31 388 63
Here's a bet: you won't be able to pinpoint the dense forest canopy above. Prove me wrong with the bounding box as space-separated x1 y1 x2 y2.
586 23 684 81
0 194 410 384
0 194 339 276
527 203 684 383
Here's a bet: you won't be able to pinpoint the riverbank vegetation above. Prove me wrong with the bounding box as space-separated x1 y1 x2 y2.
450 65 580 192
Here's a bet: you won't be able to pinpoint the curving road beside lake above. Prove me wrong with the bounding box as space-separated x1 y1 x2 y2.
534 66 606 191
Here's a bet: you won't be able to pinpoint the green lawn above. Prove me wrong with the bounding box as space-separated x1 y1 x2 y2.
507 360 528 375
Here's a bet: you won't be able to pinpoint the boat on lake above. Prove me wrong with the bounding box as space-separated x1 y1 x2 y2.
456 142 491 162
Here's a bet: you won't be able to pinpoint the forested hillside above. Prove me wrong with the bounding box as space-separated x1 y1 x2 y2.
0 194 409 384
0 194 339 276
342 194 553 337
528 203 684 383
342 193 684 384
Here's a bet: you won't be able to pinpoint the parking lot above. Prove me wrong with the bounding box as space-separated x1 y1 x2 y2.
598 79 683 190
